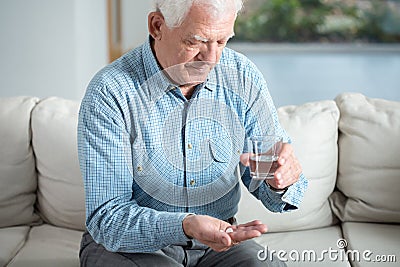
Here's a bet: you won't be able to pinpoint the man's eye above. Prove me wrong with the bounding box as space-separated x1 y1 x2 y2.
218 39 228 46
186 40 200 47
184 40 201 51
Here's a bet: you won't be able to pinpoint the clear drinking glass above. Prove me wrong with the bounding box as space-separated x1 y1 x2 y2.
249 135 283 180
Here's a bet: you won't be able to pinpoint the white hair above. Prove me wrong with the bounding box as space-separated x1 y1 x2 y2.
153 0 243 28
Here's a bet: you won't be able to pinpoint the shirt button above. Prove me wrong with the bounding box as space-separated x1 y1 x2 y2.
187 143 193 149
137 166 143 172
190 179 195 186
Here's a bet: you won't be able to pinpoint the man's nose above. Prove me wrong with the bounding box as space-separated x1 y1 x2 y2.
198 42 218 63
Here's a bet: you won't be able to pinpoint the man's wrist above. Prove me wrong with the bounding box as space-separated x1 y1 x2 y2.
182 214 195 239
265 181 288 194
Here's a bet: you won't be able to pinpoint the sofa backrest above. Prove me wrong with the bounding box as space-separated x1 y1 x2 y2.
0 96 41 227
330 93 400 223
31 97 85 231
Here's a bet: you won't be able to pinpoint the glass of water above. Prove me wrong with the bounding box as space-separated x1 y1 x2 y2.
249 135 283 180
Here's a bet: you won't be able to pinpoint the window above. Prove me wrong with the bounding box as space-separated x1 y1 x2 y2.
234 0 400 43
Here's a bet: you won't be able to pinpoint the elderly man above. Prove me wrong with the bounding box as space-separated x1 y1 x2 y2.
78 0 307 266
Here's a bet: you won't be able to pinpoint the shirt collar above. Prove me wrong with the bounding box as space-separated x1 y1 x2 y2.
204 76 217 91
141 37 172 100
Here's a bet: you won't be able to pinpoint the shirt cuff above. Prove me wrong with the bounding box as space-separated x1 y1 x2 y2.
282 173 308 208
157 212 194 245
258 173 308 212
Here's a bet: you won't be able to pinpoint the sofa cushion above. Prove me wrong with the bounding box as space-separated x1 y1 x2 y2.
0 226 30 266
331 93 400 223
255 226 350 267
341 222 400 267
7 224 82 267
0 96 40 227
32 97 85 230
237 100 339 232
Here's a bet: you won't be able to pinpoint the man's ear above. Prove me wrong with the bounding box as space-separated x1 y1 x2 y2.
148 12 165 40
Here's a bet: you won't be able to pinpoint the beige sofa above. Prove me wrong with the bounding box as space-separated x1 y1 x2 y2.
1 93 399 267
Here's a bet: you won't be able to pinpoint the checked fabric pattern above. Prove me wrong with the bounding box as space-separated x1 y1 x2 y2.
78 37 308 252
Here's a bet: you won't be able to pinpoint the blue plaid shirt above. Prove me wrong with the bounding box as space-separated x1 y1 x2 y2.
78 37 308 253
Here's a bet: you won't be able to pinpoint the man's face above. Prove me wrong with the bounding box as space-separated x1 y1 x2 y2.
153 3 237 87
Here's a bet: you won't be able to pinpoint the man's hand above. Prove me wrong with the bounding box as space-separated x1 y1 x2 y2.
182 215 267 252
240 143 302 190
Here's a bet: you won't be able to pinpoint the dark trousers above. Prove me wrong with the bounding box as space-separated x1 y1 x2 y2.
79 231 287 267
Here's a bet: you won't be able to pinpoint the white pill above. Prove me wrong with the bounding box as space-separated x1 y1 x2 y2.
225 227 234 233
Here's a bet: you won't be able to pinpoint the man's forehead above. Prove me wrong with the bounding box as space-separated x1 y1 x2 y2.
177 5 237 42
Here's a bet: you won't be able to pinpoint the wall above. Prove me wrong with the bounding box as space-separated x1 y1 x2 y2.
0 0 108 100
75 0 108 100
121 0 153 51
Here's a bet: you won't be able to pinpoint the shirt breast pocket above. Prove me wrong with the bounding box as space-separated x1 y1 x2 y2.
209 137 232 163
131 142 168 199
131 142 157 177
208 137 240 179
